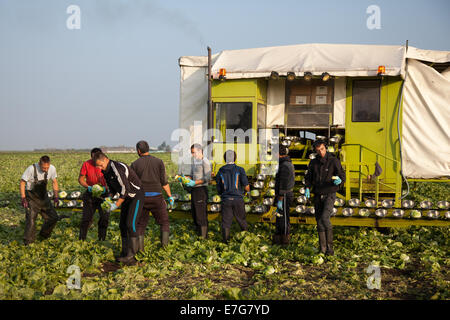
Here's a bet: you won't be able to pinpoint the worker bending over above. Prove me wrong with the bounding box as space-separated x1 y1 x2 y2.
93 152 144 265
78 147 109 241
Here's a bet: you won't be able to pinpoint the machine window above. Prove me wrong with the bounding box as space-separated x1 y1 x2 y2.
286 79 334 128
352 80 381 122
257 104 267 129
215 102 253 143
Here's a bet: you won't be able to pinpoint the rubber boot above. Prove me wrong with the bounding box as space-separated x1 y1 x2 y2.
222 228 230 244
138 235 145 253
79 228 87 241
325 229 334 256
24 209 38 245
272 234 281 245
117 237 138 265
318 231 327 254
115 236 128 261
98 228 107 241
200 226 208 239
161 231 169 248
281 234 291 246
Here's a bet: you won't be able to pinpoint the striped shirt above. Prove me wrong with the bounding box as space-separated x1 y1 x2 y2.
102 160 142 199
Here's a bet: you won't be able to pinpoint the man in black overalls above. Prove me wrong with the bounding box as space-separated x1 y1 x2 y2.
20 156 60 245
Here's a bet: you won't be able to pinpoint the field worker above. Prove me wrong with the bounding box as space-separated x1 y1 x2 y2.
20 155 60 245
216 150 250 243
93 152 144 265
304 140 345 256
184 143 212 239
78 147 109 241
273 145 295 246
131 140 174 249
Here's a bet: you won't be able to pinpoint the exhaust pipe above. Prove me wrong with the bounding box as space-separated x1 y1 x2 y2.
207 46 213 143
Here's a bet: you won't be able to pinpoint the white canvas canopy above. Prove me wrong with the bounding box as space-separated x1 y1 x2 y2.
179 43 450 179
210 43 406 78
402 59 450 179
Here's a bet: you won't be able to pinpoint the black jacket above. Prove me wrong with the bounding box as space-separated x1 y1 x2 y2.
216 164 249 199
304 152 345 195
275 156 295 198
102 160 142 200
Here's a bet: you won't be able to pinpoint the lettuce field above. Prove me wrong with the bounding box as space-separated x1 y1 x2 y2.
0 152 448 300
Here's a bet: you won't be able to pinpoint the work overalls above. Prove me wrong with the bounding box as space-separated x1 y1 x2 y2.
24 164 59 245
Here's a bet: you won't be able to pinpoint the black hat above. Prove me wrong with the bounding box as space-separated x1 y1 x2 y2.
312 139 327 150
279 144 289 156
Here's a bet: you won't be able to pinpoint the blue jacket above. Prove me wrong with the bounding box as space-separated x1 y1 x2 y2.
216 164 249 199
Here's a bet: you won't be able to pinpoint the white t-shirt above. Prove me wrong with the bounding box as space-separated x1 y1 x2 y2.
21 163 57 191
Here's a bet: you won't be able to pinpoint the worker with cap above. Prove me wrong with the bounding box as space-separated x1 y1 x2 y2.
273 144 295 245
216 150 250 243
178 144 212 239
131 140 174 249
78 147 110 241
19 155 60 245
304 140 345 256
93 152 144 265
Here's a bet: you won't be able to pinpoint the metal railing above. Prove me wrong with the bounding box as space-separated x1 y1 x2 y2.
341 144 402 206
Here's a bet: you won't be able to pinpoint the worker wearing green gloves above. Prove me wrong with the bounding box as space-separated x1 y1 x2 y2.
131 140 173 248
304 140 345 255
180 144 211 239
273 145 295 245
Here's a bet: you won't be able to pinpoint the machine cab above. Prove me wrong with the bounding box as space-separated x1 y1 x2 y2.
211 79 272 176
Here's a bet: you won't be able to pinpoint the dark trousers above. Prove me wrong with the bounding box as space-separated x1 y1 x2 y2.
137 194 170 235
119 191 145 238
191 186 208 227
314 193 336 232
24 194 59 244
79 192 110 240
221 197 248 230
275 192 294 235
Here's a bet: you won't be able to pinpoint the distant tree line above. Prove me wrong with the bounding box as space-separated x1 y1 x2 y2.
33 148 91 152
33 143 172 153
157 141 171 152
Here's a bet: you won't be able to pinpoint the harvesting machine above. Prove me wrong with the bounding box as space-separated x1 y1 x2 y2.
174 43 450 228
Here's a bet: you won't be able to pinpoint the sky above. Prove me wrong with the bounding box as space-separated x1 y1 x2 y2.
0 0 449 151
